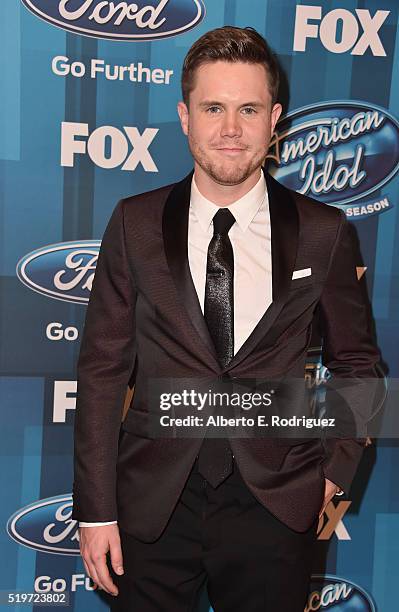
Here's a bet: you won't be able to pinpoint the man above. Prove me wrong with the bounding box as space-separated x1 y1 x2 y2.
72 26 380 611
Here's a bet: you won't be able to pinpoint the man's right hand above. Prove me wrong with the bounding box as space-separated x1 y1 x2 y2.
79 524 124 596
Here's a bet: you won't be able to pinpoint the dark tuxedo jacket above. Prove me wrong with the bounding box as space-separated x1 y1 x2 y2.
72 169 380 542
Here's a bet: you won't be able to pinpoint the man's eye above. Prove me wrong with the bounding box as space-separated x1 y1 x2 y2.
242 107 256 114
207 106 221 113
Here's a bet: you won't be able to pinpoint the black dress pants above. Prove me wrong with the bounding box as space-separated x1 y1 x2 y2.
108 459 318 611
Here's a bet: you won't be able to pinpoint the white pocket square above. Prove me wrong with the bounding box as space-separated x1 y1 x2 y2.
292 267 312 280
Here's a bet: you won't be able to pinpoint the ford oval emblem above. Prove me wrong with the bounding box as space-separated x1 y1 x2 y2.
267 101 399 218
21 0 206 41
7 495 80 556
16 241 100 305
306 574 376 611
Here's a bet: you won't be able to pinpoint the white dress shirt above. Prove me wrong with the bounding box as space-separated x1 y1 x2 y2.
188 169 272 353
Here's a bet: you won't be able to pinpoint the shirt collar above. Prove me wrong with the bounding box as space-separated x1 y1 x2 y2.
190 168 267 233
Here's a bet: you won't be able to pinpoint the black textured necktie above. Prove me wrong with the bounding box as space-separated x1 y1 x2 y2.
198 208 235 488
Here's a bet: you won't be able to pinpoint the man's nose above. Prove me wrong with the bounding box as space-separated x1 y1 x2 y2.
220 111 243 138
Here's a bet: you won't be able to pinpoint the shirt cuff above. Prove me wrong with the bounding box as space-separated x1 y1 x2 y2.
79 521 118 527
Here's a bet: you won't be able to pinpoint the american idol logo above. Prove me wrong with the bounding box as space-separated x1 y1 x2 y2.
7 495 80 556
21 0 205 41
306 575 376 611
16 241 100 305
267 101 399 219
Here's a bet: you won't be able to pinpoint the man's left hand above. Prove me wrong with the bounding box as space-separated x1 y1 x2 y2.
319 478 340 518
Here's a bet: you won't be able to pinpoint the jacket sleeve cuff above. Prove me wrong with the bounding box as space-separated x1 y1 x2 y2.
321 438 365 495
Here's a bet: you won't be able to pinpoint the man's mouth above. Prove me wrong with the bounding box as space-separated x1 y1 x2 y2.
215 147 247 153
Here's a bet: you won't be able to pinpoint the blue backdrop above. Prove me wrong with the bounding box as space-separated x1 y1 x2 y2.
1 1 398 610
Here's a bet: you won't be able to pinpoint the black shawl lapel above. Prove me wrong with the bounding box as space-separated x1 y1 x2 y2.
223 171 299 372
162 170 220 367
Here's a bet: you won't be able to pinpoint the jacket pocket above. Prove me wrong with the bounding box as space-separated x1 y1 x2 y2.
274 437 318 446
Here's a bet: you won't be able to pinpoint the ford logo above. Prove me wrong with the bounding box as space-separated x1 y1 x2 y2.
267 101 399 219
21 0 205 41
16 241 100 305
306 575 376 611
7 495 80 556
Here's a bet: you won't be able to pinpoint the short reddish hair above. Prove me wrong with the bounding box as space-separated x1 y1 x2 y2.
181 26 280 106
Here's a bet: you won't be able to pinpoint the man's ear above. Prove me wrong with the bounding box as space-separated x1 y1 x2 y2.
270 102 283 135
177 101 189 136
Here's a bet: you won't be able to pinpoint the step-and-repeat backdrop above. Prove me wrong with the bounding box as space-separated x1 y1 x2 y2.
1 1 398 610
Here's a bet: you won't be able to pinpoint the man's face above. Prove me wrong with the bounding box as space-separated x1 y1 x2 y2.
177 60 282 187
